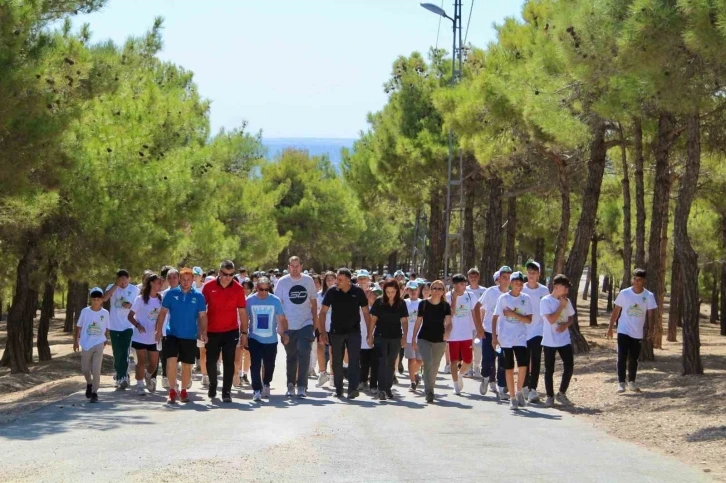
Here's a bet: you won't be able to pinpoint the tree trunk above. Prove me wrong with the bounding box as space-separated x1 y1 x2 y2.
620 125 633 289
721 214 726 336
710 264 719 324
590 234 599 327
37 267 56 362
642 112 675 362
654 207 668 349
607 273 614 313
534 237 546 284
1 241 40 373
387 251 398 275
64 281 78 332
564 118 608 353
676 113 703 375
426 187 445 281
602 275 609 294
582 260 590 300
480 175 503 288
553 155 570 278
505 197 517 268
633 117 646 270
668 256 682 342
462 154 480 271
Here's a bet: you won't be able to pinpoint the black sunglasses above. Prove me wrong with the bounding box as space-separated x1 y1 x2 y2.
220 271 235 277
257 287 270 292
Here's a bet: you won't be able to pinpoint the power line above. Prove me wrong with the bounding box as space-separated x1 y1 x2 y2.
464 0 475 45
435 0 444 49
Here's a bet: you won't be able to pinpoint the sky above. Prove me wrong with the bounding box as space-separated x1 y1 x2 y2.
78 0 524 138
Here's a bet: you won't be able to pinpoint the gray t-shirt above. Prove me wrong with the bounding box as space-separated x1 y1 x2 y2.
274 274 317 330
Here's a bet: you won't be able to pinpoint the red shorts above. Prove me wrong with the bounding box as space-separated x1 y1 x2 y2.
448 339 473 364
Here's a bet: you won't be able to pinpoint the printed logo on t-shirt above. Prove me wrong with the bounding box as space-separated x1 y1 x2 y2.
455 304 470 317
86 321 102 336
148 308 159 321
408 309 418 323
506 307 524 323
627 304 645 318
289 285 308 305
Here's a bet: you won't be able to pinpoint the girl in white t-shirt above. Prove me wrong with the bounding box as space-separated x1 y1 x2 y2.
128 274 163 396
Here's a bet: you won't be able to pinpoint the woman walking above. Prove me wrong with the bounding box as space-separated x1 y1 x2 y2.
369 280 409 400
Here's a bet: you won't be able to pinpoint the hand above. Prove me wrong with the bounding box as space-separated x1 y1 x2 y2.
556 324 568 333
122 302 131 309
199 332 208 344
400 338 406 348
320 332 329 345
73 341 79 352
281 333 289 345
155 330 162 343
136 324 146 334
476 328 484 340
606 327 614 339
241 333 249 347
492 336 499 349
559 297 568 309
503 309 515 318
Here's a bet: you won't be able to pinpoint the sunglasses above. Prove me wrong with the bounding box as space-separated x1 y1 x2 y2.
257 287 270 292
220 271 235 277
431 287 444 291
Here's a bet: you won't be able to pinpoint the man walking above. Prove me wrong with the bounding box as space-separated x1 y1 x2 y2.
202 260 248 403
320 268 371 399
103 269 140 389
478 266 512 397
275 256 318 398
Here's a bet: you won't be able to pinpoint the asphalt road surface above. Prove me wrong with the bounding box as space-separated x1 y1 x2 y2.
0 346 708 483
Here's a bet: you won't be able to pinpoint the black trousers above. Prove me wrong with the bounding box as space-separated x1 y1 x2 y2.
248 338 277 391
360 348 379 388
544 344 574 397
375 337 401 392
330 331 361 395
524 336 543 390
205 330 239 394
617 333 641 383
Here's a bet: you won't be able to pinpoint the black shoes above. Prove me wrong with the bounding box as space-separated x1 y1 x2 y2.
85 384 92 399
90 393 99 403
208 386 217 399
425 392 434 403
347 390 360 400
222 393 232 403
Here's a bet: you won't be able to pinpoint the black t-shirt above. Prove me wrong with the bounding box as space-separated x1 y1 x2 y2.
322 285 368 334
370 298 409 339
416 299 451 343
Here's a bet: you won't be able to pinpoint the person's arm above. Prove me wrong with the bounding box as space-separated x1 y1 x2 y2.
104 328 110 345
103 283 117 302
362 304 373 343
278 315 290 344
154 307 168 342
412 316 423 350
197 311 208 343
309 283 318 332
444 314 453 340
473 301 484 337
502 308 533 323
318 305 330 344
238 307 249 347
491 315 499 348
607 305 622 339
127 310 145 333
73 325 81 352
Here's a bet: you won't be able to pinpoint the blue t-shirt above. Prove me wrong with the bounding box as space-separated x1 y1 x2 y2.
162 286 206 340
247 293 285 344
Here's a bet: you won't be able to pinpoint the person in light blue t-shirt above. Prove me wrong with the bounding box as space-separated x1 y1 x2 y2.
247 277 289 402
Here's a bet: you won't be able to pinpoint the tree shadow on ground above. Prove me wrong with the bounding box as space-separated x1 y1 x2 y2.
686 426 726 443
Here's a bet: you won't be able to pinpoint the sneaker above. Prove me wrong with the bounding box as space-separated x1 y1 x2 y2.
262 385 270 398
358 381 369 392
85 384 92 399
489 381 497 394
335 388 344 398
369 385 379 395
386 389 395 399
347 390 360 400
136 385 146 396
161 377 169 389
479 380 488 396
617 382 626 393
453 382 461 396
222 393 232 403
516 391 526 406
297 387 307 398
498 386 510 401
186 379 192 390
242 373 250 385
425 392 434 403
378 391 387 401
628 381 641 392
443 364 451 374
119 377 129 390
457 378 465 393
208 386 217 399
201 375 210 388
168 388 178 404
409 382 417 392
528 389 540 403
286 383 295 397
556 392 573 406
545 396 554 407
180 389 189 403
316 371 330 387
252 390 262 402
114 377 120 389
509 398 519 410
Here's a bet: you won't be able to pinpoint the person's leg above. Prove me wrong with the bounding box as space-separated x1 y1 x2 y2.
81 348 92 385
91 343 103 394
120 329 133 381
135 349 147 387
262 342 278 386
458 339 473 380
309 336 318 375
329 334 345 394
503 348 516 397
346 332 361 394
147 350 159 382
243 348 251 375
109 330 123 381
559 345 574 394
375 339 387 392
234 346 242 386
387 339 400 391
160 339 168 377
418 340 434 393
526 336 543 391
449 341 460 384
295 325 314 390
199 346 208 377
360 348 371 384
205 333 222 393
181 363 192 390
221 330 239 395
248 338 263 391
397 347 404 374
515 347 529 393
628 336 641 382
444 343 451 367
370 343 379 390
166 357 178 390
497 349 506 388
482 331 494 381
544 346 556 398
473 336 482 374
284 328 301 388
430 342 447 393
616 333 629 384
317 340 326 373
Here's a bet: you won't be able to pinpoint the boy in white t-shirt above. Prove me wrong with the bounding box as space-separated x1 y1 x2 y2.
74 287 110 403
607 268 657 393
445 274 484 396
540 274 576 407
521 260 550 403
404 281 423 391
466 268 486 377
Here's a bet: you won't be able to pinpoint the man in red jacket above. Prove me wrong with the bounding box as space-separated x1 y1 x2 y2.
202 260 249 403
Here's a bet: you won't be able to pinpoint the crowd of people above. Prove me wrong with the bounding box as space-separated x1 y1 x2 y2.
73 256 657 410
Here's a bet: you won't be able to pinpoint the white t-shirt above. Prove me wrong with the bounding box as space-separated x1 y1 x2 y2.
130 295 162 345
467 285 487 302
614 287 658 339
445 291 477 342
317 291 332 332
107 284 140 332
160 287 176 337
405 298 420 343
540 295 576 347
360 308 371 349
494 292 532 348
275 274 317 330
479 286 507 333
76 307 110 350
522 283 550 340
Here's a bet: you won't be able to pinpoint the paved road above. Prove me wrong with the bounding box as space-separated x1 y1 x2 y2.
0 347 708 483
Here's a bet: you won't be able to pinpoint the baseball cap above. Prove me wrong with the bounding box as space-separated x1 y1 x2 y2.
283 269 289 275
356 269 371 278
371 283 383 295
406 281 419 289
498 265 513 274
274 268 280 274
89 287 104 298
394 270 405 277
525 259 541 271
493 271 501 283
192 266 203 276
510 271 526 283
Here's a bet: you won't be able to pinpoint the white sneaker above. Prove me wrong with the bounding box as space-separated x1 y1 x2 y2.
119 377 129 389
458 377 465 392
522 386 529 396
479 380 488 396
628 381 641 392
528 389 540 403
297 387 307 398
516 391 526 406
161 377 169 389
136 385 146 396
617 382 626 393
498 386 509 401
465 368 474 377
443 364 451 374
252 390 262 402
453 384 461 396
201 375 209 388
489 381 497 394
286 383 295 397
262 385 271 398
556 392 573 406
316 371 330 387
148 378 157 393
545 396 554 407
509 398 519 410
186 379 192 390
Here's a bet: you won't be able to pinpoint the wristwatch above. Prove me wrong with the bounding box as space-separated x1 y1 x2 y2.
240 331 248 335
